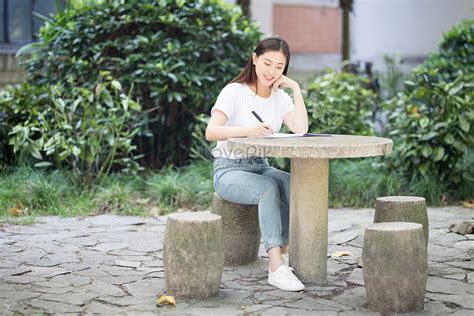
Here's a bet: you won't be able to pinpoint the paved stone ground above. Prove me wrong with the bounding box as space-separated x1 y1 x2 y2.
1 206 473 315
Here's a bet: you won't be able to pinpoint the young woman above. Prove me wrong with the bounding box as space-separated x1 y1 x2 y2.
206 37 308 291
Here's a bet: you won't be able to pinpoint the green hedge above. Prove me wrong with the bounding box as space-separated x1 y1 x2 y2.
306 69 376 135
17 0 261 168
1 74 141 188
386 19 474 197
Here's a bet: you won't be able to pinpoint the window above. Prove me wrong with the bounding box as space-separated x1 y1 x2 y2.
0 0 65 48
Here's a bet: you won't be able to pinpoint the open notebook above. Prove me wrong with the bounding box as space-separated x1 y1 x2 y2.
265 133 331 138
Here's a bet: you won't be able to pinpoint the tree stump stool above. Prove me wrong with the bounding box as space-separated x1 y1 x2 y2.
374 196 429 246
363 222 427 313
163 211 224 299
211 193 261 266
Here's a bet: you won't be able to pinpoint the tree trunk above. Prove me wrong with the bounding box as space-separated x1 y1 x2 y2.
340 0 352 62
237 0 251 18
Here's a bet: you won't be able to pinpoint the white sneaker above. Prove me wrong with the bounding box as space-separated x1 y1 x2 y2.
268 265 305 291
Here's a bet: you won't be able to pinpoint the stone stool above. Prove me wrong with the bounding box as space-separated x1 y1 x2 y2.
163 211 224 299
211 193 260 266
363 222 427 313
374 196 429 246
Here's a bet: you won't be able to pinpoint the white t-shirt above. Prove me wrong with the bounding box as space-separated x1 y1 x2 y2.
210 82 295 159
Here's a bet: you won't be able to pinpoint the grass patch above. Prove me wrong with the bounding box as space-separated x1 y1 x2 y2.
0 160 214 224
0 166 94 221
328 157 468 207
329 158 406 208
0 156 466 224
145 160 213 213
94 174 149 216
407 173 449 206
0 215 36 226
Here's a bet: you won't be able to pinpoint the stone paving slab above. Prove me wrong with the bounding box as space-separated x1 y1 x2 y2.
0 206 473 314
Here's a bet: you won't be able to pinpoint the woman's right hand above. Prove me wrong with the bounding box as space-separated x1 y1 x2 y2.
247 123 274 137
206 110 274 140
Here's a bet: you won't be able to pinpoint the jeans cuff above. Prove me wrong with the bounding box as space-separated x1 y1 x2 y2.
264 239 286 253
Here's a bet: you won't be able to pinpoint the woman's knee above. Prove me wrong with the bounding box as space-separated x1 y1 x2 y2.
258 177 280 199
270 169 290 194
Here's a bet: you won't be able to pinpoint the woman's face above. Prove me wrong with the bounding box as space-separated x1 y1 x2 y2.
252 50 286 88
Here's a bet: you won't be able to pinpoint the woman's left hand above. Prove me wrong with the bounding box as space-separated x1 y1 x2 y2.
272 75 299 91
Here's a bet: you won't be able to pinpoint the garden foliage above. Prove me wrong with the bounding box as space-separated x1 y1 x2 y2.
17 0 261 168
305 69 376 136
386 19 474 195
1 73 141 188
0 83 41 168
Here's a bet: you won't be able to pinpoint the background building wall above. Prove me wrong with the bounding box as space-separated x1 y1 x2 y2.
246 0 473 74
0 53 24 88
250 0 340 75
351 0 474 68
0 0 64 88
273 4 340 54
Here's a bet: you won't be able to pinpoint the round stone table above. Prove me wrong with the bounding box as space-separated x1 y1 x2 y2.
227 134 393 283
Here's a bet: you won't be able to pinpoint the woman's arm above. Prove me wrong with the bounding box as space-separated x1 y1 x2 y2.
283 88 309 134
272 75 309 134
205 110 273 141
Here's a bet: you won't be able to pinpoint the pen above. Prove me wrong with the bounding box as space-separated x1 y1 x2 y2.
251 111 264 123
251 110 273 135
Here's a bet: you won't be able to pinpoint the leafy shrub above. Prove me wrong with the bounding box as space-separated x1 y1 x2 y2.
4 73 142 188
305 69 376 135
386 19 474 193
18 0 261 168
0 83 48 168
379 54 405 100
263 69 377 172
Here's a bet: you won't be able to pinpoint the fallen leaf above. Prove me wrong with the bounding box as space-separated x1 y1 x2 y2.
462 200 474 209
156 295 176 306
9 201 28 217
9 207 23 217
136 198 150 205
149 207 161 217
331 251 353 257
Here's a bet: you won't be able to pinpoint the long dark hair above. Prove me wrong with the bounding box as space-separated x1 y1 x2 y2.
230 37 290 95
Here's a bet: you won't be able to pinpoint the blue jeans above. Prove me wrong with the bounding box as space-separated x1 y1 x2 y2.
213 157 290 252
